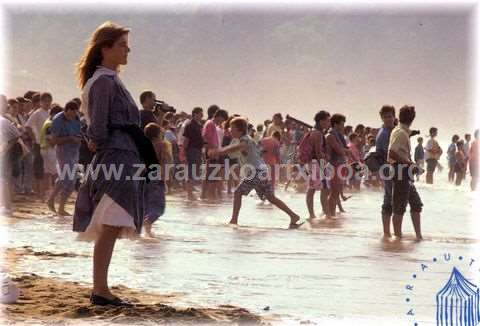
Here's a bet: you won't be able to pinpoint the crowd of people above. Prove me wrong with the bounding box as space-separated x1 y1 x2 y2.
1 21 479 307
2 90 479 231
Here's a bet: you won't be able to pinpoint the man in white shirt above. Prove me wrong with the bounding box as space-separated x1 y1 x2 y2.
25 92 52 198
388 105 423 241
25 93 51 143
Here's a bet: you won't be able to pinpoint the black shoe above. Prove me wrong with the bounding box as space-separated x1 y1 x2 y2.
90 293 133 307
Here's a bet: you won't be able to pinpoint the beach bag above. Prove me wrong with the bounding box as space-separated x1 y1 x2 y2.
108 124 160 183
297 132 313 164
364 151 383 173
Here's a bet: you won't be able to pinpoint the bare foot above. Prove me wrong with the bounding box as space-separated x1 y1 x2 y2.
381 234 392 242
144 221 155 238
47 199 56 213
57 210 72 216
288 214 304 229
229 218 238 225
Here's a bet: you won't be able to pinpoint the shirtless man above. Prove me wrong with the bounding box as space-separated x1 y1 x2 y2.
306 110 330 219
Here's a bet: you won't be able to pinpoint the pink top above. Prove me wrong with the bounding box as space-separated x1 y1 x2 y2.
202 119 219 149
260 136 280 165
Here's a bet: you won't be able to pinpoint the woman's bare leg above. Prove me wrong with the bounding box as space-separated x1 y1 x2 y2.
93 225 122 299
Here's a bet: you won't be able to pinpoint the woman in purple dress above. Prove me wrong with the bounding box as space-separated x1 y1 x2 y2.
73 21 143 306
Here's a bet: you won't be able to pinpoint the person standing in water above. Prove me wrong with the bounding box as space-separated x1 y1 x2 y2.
375 105 396 238
447 135 460 183
454 140 466 186
259 131 281 193
463 133 471 179
425 127 443 184
183 107 204 201
414 137 425 182
73 22 144 306
47 101 82 216
202 108 228 200
306 110 330 220
325 114 351 219
209 117 303 229
388 105 423 241
469 130 479 191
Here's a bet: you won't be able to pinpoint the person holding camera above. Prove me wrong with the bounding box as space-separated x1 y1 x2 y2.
139 91 161 130
387 105 423 241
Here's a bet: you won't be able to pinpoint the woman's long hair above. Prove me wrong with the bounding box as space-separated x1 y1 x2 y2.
75 21 130 89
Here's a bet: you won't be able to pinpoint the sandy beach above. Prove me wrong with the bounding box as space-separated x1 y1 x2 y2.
1 196 264 326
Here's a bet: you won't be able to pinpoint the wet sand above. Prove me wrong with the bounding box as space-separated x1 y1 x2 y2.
1 198 264 326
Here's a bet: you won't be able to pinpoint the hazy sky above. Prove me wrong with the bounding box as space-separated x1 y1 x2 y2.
3 4 475 143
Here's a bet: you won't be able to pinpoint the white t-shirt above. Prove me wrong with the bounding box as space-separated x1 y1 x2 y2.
464 141 470 158
25 108 49 143
177 119 190 147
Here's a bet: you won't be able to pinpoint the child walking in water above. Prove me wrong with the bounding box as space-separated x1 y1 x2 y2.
209 117 303 229
143 123 168 237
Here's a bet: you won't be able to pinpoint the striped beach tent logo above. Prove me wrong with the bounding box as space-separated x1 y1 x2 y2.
436 267 480 326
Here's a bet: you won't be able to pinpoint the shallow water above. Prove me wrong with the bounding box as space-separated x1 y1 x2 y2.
2 173 478 325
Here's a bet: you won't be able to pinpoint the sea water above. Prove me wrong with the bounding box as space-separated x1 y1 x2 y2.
2 171 477 325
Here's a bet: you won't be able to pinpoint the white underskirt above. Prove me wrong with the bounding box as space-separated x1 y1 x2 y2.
76 193 138 242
